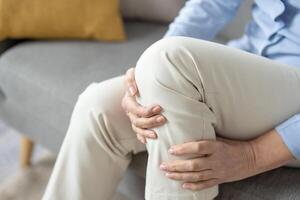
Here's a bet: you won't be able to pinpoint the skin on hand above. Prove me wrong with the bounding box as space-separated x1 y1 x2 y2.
122 67 166 144
160 129 295 191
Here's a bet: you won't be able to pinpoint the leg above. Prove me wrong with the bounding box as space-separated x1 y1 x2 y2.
20 135 34 168
43 76 146 200
135 37 300 200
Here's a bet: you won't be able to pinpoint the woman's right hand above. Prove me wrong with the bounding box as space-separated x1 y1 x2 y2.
121 67 166 144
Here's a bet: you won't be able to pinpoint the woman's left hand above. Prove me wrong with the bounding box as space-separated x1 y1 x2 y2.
160 137 257 191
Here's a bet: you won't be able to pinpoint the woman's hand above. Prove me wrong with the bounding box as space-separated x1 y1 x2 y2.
121 67 166 144
160 137 257 191
160 129 295 191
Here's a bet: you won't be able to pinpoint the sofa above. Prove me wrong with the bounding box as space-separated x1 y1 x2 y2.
0 1 300 199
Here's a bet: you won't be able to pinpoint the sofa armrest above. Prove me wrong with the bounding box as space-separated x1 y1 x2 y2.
0 40 19 56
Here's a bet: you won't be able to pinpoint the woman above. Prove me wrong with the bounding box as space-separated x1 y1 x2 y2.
43 0 300 199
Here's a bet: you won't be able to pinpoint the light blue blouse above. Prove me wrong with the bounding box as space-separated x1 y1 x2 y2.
164 0 300 159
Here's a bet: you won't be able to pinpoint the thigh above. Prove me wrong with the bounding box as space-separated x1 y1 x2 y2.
136 37 300 166
143 37 300 140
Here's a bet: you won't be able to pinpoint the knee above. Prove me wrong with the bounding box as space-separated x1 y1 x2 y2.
68 81 118 141
75 82 112 118
136 37 189 79
135 37 209 100
135 36 209 86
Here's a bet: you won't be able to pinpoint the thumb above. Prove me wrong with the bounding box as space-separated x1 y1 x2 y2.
126 68 138 96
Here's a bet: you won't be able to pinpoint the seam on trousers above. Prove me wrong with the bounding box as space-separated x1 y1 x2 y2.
89 109 132 160
163 50 204 102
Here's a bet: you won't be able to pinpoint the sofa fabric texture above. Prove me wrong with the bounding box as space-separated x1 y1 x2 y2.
0 22 167 152
0 0 125 41
120 0 185 22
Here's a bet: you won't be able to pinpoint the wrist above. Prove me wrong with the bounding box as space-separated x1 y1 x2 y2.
240 140 258 175
249 129 294 174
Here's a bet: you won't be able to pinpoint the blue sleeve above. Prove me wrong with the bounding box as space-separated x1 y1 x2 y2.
164 0 245 40
275 114 300 160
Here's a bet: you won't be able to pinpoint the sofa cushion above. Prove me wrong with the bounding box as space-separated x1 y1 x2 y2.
0 22 167 152
120 0 185 23
217 166 300 199
0 0 125 41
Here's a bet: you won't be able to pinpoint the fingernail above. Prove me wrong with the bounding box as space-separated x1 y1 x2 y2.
152 106 161 113
156 116 165 123
160 164 167 170
165 173 172 177
182 184 189 189
169 148 175 154
129 86 136 96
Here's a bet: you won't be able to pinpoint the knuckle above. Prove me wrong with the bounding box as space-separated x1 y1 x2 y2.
189 161 197 171
139 109 148 117
175 147 182 154
178 174 183 179
147 118 156 127
132 118 139 126
197 173 203 180
133 106 142 116
148 118 155 126
139 119 148 128
170 164 176 171
196 142 203 152
140 130 149 137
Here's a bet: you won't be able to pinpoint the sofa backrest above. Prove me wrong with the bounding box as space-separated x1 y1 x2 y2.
121 0 253 41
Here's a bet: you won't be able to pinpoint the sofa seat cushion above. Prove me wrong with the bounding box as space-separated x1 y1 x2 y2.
0 22 167 152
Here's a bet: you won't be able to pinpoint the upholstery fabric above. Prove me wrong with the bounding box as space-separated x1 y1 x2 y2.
0 22 167 152
120 0 185 22
0 0 125 41
0 40 19 56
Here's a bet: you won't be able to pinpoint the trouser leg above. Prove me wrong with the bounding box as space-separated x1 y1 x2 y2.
135 36 300 200
43 76 146 200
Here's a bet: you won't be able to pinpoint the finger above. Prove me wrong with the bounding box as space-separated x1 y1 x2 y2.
123 96 161 117
125 68 138 96
160 158 211 172
132 114 166 129
137 134 147 144
127 112 158 138
165 170 214 182
131 123 157 139
169 140 216 156
182 179 218 191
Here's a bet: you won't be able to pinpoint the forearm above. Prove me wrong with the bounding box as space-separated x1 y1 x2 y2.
249 129 295 175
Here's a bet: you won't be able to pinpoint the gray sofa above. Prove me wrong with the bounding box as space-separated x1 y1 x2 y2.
0 1 300 199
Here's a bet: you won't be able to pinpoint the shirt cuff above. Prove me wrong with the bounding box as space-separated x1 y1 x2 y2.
275 114 300 160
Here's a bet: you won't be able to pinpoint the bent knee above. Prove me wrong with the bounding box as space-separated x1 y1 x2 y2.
135 37 209 100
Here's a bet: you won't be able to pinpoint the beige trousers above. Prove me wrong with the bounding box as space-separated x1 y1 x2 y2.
43 37 300 200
